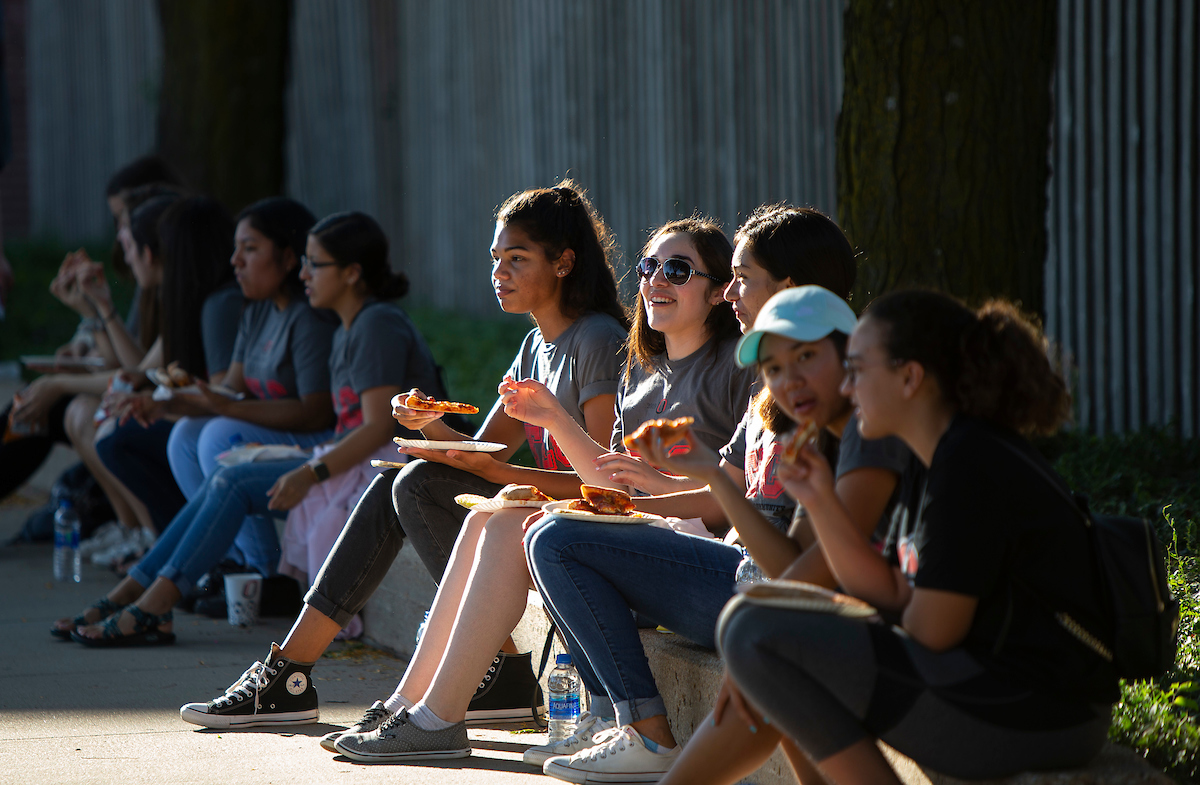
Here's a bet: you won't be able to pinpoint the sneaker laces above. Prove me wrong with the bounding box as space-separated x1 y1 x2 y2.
212 660 278 707
376 708 410 738
575 726 635 762
551 714 615 751
353 703 391 731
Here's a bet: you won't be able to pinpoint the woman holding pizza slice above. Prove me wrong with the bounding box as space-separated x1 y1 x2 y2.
719 291 1115 782
56 211 441 649
177 181 629 732
322 217 752 762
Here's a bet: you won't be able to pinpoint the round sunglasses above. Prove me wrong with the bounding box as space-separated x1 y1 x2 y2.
636 256 727 286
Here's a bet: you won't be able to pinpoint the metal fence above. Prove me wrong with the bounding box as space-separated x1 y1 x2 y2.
1045 0 1199 437
26 0 160 239
285 0 845 313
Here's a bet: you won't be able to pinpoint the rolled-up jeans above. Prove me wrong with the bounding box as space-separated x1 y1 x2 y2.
303 459 503 627
525 514 742 727
128 458 299 595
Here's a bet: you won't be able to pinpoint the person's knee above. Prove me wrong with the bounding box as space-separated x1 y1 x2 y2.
63 396 97 444
720 603 774 680
391 458 431 510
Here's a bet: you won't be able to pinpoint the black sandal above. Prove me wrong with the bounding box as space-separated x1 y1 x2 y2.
71 606 176 648
50 597 124 640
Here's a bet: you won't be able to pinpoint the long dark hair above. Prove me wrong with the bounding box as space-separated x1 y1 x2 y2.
496 180 628 328
309 211 409 300
235 198 316 301
865 289 1071 436
159 197 237 378
128 194 181 351
735 204 856 301
626 217 738 374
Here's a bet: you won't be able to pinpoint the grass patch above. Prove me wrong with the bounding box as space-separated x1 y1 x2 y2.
1038 428 1200 781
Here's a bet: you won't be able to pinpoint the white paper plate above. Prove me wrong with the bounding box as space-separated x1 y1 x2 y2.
20 355 106 369
541 500 662 525
455 493 547 512
151 381 244 401
735 580 878 618
392 437 506 453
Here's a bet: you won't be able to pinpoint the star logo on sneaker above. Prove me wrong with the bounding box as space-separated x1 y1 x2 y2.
286 673 308 695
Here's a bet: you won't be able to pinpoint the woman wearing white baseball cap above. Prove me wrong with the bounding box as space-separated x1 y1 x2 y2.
527 284 918 784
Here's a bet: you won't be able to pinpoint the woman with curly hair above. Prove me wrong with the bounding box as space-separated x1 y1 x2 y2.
719 290 1116 783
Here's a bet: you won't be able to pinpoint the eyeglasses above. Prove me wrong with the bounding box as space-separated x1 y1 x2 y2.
842 357 904 386
300 255 339 272
636 257 727 286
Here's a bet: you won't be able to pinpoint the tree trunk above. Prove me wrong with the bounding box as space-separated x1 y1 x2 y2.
156 0 290 214
837 0 1056 315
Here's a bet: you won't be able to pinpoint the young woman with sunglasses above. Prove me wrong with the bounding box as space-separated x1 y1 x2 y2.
178 181 629 733
58 211 441 649
721 290 1115 783
322 218 752 763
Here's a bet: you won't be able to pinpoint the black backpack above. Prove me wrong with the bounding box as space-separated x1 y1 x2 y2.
999 439 1180 681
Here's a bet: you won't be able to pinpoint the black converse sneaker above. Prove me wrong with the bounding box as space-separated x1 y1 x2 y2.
465 650 546 725
180 643 319 728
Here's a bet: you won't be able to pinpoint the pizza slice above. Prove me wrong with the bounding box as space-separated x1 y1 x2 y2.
402 394 480 415
579 484 636 515
621 416 695 452
780 419 821 465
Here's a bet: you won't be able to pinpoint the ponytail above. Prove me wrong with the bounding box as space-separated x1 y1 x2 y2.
309 211 409 300
866 290 1071 435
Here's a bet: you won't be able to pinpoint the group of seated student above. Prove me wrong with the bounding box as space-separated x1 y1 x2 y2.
47 176 1118 784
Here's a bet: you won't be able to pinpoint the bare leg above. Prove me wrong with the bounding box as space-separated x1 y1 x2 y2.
415 508 535 721
815 738 902 785
782 739 834 785
659 708 782 784
64 396 149 531
279 604 344 663
389 509 492 705
630 714 678 750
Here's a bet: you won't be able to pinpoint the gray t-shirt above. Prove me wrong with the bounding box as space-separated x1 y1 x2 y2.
613 335 755 470
502 311 628 470
330 300 442 437
200 282 244 377
718 381 762 472
231 298 336 400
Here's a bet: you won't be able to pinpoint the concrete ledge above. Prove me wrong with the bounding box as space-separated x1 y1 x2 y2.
362 574 1167 785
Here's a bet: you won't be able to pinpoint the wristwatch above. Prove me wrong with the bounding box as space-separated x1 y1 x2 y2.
306 460 330 482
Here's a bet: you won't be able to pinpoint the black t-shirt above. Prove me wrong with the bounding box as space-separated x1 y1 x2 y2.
883 415 1118 703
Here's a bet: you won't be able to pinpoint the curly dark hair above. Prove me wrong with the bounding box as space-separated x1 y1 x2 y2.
496 179 628 329
626 217 738 374
865 289 1071 436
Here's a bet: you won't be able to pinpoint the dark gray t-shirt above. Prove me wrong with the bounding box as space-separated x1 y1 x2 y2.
501 311 628 470
613 335 755 469
200 282 244 377
330 300 442 437
231 298 336 400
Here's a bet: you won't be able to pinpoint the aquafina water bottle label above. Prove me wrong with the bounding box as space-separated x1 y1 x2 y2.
549 692 579 720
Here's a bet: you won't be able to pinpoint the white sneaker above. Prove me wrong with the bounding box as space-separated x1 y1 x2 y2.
543 725 680 783
79 522 125 558
523 713 617 766
91 526 155 567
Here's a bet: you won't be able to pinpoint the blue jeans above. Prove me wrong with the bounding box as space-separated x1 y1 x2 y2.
127 458 303 594
167 416 332 499
95 418 185 534
525 515 742 727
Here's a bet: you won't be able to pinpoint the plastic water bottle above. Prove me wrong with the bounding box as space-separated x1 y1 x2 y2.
53 499 82 582
547 653 581 743
414 609 431 645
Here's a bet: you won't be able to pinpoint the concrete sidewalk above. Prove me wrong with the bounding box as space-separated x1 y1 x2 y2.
0 506 549 785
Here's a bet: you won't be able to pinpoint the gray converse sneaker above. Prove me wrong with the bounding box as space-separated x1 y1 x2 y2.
334 708 471 761
523 712 617 766
319 700 392 752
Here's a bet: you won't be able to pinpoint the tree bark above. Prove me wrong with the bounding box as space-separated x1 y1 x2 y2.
156 0 290 214
837 0 1056 315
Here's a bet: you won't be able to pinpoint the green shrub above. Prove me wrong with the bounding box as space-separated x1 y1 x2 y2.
1039 430 1200 781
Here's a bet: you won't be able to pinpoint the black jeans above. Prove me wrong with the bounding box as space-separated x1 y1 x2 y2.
0 396 73 500
303 459 503 626
95 419 185 534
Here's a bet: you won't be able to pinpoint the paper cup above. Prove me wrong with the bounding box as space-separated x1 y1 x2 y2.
224 573 262 627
